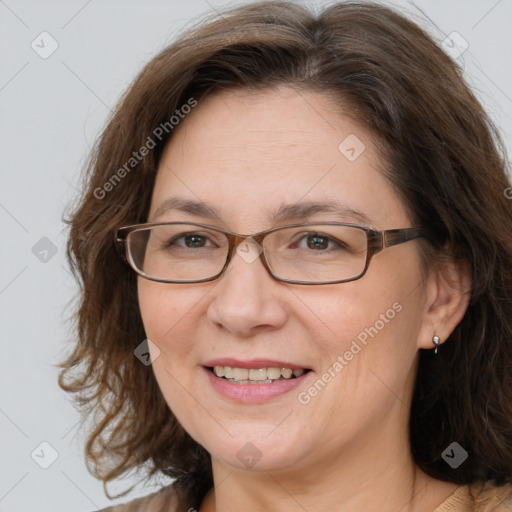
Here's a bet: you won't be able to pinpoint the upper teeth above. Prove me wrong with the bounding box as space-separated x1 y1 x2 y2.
213 366 304 381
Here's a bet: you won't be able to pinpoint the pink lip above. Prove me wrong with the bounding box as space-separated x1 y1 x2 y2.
202 366 312 404
203 358 309 370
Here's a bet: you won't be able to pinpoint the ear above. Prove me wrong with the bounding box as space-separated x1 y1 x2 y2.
417 257 471 350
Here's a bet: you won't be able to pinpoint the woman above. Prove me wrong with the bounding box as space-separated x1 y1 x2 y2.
59 1 512 511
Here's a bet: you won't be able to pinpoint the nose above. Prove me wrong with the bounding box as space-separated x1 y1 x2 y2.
206 240 288 337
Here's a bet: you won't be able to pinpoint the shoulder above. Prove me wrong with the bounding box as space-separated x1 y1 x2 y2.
93 483 189 512
437 481 512 511
468 481 512 512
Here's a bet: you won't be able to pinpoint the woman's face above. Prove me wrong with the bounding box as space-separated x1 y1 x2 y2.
138 86 431 475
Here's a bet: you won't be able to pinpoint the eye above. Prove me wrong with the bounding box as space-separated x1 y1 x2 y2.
295 232 348 251
169 232 215 248
305 233 329 251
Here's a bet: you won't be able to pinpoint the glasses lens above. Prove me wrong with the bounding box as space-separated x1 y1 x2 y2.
264 224 368 282
126 223 369 283
127 224 228 281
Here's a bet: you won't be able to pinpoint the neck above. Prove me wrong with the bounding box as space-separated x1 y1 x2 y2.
199 413 459 512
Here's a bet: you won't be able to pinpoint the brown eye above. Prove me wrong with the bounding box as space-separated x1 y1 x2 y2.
306 234 329 250
183 234 207 248
168 232 214 249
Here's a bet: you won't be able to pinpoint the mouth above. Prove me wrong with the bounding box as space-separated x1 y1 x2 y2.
207 365 312 384
202 358 314 402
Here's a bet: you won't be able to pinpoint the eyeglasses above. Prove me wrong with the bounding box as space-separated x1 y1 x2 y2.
115 221 428 285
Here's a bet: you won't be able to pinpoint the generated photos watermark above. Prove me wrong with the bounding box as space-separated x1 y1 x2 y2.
441 441 468 469
441 31 469 59
94 97 197 200
298 301 403 405
134 339 161 366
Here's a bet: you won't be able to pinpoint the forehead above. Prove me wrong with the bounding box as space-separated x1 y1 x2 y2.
149 86 409 231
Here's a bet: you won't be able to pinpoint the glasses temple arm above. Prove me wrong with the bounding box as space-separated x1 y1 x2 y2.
382 227 428 248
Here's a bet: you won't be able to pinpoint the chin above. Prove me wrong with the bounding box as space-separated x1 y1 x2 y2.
201 428 310 473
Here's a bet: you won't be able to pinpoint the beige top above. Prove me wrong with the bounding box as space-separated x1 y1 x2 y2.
96 481 512 511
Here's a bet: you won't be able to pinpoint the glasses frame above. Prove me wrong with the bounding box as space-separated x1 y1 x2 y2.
115 221 428 285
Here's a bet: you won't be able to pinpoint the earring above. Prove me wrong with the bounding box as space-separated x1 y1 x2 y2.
432 334 441 354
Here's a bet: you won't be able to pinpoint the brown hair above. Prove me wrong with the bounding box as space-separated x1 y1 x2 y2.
58 0 512 505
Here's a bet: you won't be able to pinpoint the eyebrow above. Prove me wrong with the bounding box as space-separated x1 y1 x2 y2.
269 201 372 225
153 197 219 221
151 196 372 226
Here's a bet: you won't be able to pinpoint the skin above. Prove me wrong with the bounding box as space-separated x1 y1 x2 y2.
138 86 470 512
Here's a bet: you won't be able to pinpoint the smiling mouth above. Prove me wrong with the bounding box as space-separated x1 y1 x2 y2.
208 366 312 384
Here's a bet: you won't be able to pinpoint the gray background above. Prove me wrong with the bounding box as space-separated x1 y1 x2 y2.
1 0 511 511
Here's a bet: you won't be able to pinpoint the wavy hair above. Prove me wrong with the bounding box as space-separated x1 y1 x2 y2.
58 0 512 506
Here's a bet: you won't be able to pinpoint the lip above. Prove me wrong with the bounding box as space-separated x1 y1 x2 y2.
202 365 313 404
203 358 309 370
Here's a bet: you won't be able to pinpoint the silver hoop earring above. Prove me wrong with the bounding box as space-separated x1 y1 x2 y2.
432 334 441 355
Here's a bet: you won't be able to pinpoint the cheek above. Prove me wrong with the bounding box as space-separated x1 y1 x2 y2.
137 281 206 432
137 280 199 362
296 280 401 355
296 291 419 425
304 260 423 374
